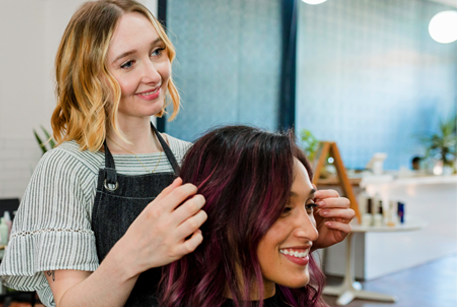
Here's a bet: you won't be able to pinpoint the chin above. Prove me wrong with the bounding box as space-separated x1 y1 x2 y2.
277 273 310 289
286 279 310 289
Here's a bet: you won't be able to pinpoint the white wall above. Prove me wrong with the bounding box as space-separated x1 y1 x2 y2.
0 0 158 198
0 0 48 198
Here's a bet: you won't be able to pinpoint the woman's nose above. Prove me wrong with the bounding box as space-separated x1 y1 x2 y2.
294 210 319 241
142 59 161 84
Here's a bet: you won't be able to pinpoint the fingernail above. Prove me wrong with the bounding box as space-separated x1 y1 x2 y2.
321 210 330 216
317 201 324 207
325 222 332 227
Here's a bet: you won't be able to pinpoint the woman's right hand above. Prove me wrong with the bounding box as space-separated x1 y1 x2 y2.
116 177 207 277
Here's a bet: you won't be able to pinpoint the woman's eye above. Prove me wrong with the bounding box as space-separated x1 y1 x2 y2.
282 206 292 215
151 48 165 57
120 60 134 69
305 203 318 214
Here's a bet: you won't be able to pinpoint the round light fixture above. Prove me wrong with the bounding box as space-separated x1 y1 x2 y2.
428 10 457 44
301 0 328 5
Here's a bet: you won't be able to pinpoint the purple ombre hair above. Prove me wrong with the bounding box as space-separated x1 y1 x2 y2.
160 126 327 307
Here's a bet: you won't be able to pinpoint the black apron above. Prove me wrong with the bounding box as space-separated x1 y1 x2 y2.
92 123 180 306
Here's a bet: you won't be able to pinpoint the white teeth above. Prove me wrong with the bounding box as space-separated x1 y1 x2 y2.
279 249 309 258
139 88 159 96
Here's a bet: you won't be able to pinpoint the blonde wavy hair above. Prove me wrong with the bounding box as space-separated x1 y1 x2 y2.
51 0 180 151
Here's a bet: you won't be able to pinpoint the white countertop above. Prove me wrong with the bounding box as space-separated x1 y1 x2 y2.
360 174 457 187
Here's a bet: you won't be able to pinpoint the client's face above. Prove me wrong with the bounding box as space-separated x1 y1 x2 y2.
257 158 319 291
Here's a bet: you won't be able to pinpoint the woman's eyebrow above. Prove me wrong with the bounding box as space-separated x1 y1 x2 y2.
308 189 316 198
111 38 164 64
151 38 164 46
112 50 137 64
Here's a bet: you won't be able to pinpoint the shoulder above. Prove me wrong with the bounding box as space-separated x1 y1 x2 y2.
162 134 192 163
38 140 103 175
24 141 102 213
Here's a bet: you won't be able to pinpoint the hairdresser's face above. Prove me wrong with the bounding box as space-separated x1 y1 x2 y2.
107 12 170 122
257 158 318 291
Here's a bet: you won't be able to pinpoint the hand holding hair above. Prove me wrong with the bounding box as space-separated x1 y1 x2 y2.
312 189 355 250
116 177 207 277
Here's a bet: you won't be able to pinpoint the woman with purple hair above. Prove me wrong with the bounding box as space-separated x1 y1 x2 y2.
160 126 353 307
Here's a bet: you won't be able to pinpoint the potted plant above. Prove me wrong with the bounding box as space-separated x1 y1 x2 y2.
299 129 319 162
418 113 457 174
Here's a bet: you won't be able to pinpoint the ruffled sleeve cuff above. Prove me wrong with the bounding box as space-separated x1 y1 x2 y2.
0 228 99 291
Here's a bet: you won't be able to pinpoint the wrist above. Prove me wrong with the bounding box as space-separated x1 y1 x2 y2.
106 238 142 281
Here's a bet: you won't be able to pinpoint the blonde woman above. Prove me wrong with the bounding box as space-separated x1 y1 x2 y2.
0 1 354 306
1 1 206 306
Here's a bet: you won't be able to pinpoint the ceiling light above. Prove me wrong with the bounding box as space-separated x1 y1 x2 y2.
301 0 328 5
429 10 457 44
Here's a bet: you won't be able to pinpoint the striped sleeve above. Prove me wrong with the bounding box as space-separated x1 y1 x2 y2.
0 148 99 295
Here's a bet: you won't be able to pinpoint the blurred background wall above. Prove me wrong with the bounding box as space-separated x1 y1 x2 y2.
165 0 457 171
296 0 457 170
165 0 282 141
0 0 88 198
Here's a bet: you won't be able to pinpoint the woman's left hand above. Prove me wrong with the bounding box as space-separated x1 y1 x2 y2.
312 189 355 250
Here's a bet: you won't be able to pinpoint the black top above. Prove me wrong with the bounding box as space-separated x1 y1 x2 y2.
221 294 289 307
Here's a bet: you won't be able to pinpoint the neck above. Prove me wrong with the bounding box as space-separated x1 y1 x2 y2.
106 117 161 154
224 279 276 301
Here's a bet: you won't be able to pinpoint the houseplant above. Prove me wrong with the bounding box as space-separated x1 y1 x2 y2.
418 113 457 173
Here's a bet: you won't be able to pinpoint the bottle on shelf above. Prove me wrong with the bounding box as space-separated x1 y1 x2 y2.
373 200 384 227
387 200 396 227
362 197 373 227
3 211 12 240
0 217 9 246
397 201 405 224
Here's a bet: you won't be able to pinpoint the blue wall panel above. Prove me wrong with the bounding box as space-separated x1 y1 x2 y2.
166 0 282 142
296 0 457 170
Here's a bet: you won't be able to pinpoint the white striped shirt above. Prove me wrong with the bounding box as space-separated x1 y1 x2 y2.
0 134 191 307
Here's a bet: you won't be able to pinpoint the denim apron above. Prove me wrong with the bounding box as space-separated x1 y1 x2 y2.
92 123 180 306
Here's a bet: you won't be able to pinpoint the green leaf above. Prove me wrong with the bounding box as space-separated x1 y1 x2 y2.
41 126 56 148
33 129 47 155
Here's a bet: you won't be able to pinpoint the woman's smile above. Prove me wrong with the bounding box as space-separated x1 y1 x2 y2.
279 247 311 266
136 86 161 100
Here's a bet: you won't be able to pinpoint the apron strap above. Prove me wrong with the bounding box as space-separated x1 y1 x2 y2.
103 140 118 185
150 122 181 175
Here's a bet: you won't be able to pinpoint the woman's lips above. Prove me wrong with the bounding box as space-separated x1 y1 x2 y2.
136 87 161 100
279 248 310 266
282 253 310 266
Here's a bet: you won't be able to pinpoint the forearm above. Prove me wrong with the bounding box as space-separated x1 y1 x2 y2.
51 242 140 307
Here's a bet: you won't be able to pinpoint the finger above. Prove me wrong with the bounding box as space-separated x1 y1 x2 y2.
161 183 198 212
175 210 207 240
172 194 206 226
153 177 183 204
324 221 352 234
319 208 355 220
314 189 340 200
316 197 350 209
137 178 183 220
177 229 204 256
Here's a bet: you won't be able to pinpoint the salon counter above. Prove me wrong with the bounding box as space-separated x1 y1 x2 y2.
322 175 457 281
